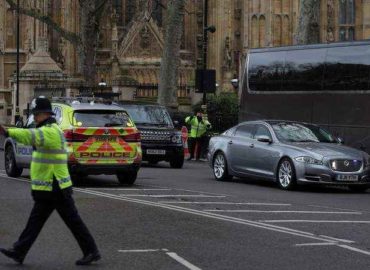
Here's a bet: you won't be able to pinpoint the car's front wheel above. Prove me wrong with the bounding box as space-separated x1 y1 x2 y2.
213 152 232 181
117 170 137 185
277 158 296 190
5 145 23 177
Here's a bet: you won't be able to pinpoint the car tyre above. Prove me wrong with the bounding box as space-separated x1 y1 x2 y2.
213 152 232 181
117 171 137 185
348 185 368 193
5 145 23 177
277 158 296 190
170 154 184 169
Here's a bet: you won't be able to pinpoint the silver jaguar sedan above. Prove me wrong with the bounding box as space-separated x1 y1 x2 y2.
208 121 370 192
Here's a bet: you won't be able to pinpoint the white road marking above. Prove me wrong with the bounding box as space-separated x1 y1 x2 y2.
87 188 171 191
121 194 226 198
262 220 370 223
319 235 355 244
0 174 366 257
136 184 229 196
205 210 361 214
338 245 370 256
159 201 291 206
309 204 365 213
166 252 202 270
295 243 338 247
118 249 163 253
73 188 341 243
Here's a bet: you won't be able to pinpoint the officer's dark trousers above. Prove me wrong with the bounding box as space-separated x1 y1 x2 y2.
12 188 98 258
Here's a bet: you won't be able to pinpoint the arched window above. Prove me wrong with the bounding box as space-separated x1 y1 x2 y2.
339 0 355 41
259 16 266 47
251 16 258 48
274 15 282 46
282 16 290 45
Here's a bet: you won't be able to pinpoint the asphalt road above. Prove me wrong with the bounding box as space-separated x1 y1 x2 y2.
1 155 370 269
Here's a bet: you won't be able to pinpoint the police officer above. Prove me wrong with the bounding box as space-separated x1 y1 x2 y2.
185 111 212 160
0 97 100 265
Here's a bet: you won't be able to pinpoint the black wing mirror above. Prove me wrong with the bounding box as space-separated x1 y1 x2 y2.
337 137 344 144
256 135 272 144
15 117 24 128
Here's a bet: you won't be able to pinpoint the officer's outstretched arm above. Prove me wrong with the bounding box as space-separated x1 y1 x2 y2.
8 128 44 147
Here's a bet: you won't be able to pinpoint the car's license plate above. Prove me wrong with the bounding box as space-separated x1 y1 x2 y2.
336 175 359 181
147 149 166 155
95 136 116 142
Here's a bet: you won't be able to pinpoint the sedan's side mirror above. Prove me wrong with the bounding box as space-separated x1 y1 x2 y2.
337 137 344 144
256 135 272 144
15 118 24 128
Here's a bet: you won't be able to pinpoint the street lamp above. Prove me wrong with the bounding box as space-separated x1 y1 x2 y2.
15 0 20 123
202 0 216 110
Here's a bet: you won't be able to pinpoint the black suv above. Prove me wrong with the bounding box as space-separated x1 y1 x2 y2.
118 102 184 168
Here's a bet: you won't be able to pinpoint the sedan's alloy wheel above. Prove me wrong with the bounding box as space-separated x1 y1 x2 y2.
279 160 292 188
214 154 225 179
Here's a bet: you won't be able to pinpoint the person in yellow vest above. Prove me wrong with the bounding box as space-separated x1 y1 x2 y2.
0 97 100 265
185 111 212 161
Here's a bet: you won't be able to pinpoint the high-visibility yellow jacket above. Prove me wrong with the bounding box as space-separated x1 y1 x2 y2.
8 122 72 192
185 116 211 138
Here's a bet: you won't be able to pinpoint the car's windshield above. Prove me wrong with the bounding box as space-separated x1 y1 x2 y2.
271 122 337 143
123 105 173 127
73 110 133 127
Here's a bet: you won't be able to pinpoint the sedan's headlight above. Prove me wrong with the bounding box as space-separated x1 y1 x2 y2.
295 156 323 165
171 134 182 144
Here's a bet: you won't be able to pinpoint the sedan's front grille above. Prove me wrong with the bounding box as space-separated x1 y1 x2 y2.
330 159 362 172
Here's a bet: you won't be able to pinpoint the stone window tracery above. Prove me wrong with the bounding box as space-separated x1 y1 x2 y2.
339 0 355 41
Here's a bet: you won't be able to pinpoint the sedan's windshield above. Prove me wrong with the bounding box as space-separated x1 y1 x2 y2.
271 122 337 143
123 105 173 127
73 110 132 127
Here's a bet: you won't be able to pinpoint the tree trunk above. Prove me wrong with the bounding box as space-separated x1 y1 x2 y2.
157 0 186 108
295 0 320 45
78 1 100 86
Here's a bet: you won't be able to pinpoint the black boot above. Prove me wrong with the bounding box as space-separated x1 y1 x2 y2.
75 251 101 265
0 248 24 264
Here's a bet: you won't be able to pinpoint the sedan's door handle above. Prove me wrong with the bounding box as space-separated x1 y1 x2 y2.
249 144 254 148
228 140 233 145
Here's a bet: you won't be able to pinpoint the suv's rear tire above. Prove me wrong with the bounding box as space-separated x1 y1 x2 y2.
117 171 137 185
170 153 184 168
5 145 23 177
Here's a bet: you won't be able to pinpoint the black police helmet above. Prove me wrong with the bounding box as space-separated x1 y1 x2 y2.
31 96 55 115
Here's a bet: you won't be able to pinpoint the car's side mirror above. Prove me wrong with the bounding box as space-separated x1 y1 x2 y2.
15 118 24 128
337 137 344 144
256 135 272 144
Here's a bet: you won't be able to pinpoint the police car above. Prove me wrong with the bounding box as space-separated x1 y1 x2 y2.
4 97 142 185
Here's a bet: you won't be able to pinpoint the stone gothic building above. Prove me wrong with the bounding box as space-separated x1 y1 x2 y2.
1 0 370 122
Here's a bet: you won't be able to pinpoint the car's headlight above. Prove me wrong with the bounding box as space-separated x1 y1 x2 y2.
295 156 323 165
171 134 182 144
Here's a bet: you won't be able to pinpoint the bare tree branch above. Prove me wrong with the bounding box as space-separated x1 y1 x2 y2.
5 0 81 45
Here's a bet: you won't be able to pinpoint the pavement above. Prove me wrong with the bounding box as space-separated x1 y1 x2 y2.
0 156 370 269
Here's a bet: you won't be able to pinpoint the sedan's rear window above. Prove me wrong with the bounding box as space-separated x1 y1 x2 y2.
73 110 133 127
